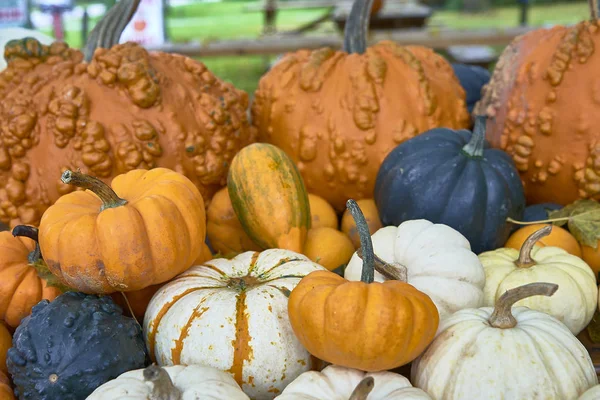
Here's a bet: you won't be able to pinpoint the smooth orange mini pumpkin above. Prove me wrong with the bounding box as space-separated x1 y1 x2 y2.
0 369 13 400
252 0 469 211
38 168 206 294
288 199 439 371
0 226 62 328
505 223 582 258
0 322 11 374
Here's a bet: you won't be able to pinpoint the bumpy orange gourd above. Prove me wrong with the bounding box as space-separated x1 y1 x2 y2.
477 2 600 205
288 200 439 371
0 1 256 229
505 224 582 258
308 194 339 230
251 0 469 211
341 198 382 248
38 168 206 294
0 322 11 374
303 227 355 271
0 227 61 329
206 187 261 257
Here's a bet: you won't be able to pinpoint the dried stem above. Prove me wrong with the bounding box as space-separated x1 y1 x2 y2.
489 282 558 329
346 199 375 283
515 225 551 268
349 377 375 400
356 248 408 282
343 0 375 53
61 170 127 211
143 364 182 400
12 225 41 264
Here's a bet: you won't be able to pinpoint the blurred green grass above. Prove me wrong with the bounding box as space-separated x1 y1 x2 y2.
48 0 589 95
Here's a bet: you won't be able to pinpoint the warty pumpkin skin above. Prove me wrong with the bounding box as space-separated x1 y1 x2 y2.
288 200 439 372
0 0 256 229
38 168 206 294
476 4 600 205
275 364 431 400
0 227 61 329
375 115 525 254
479 226 598 335
87 364 250 400
411 282 598 399
6 291 148 400
143 248 327 400
251 0 469 212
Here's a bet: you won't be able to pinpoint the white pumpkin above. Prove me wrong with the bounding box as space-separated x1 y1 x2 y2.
0 28 54 71
275 365 432 400
580 384 600 400
479 225 598 335
86 364 249 399
344 220 485 319
143 249 327 400
411 282 598 400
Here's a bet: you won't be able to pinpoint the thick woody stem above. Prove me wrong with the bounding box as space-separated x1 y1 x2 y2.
356 248 408 282
61 170 127 211
347 199 375 283
12 225 41 264
515 225 552 268
349 376 375 400
343 0 375 53
143 364 182 400
489 282 558 329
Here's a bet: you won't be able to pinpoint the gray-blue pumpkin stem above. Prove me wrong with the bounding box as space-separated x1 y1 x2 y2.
462 115 487 157
343 0 375 54
346 199 375 283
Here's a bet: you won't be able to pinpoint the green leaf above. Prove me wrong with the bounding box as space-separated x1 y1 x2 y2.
32 260 75 293
548 199 600 248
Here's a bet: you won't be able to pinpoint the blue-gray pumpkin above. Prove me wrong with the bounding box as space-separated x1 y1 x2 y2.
6 291 148 400
374 116 525 254
451 63 491 114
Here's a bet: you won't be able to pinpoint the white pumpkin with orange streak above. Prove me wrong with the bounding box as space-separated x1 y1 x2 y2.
143 249 327 400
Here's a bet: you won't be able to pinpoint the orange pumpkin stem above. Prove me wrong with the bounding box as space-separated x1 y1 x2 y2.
83 0 141 61
515 225 552 268
347 199 375 283
462 115 487 157
61 170 127 211
143 364 182 400
349 376 375 400
343 0 375 53
590 0 598 20
488 282 558 329
12 225 41 264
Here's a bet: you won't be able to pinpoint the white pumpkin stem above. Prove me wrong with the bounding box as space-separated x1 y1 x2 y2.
347 199 376 283
356 248 408 282
488 282 558 329
515 225 551 268
349 376 375 400
144 364 182 400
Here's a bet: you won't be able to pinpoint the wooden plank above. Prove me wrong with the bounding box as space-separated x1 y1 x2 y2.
145 26 535 57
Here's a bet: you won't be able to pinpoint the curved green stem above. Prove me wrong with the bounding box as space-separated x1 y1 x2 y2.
343 0 375 54
346 199 375 283
462 115 487 157
83 0 141 62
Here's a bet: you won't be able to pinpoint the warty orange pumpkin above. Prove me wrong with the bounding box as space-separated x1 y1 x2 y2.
288 199 439 371
38 168 206 294
251 0 470 211
476 0 600 205
0 0 256 229
0 225 62 329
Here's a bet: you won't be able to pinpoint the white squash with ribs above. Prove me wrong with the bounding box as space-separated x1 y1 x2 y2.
345 220 485 319
143 249 327 400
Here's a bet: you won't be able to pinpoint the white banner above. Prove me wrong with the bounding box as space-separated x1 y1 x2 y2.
120 0 165 46
0 0 28 28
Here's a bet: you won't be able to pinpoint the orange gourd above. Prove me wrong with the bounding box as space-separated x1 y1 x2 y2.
0 0 256 229
251 0 469 211
38 168 206 294
0 322 10 375
476 0 600 205
303 227 355 271
0 226 62 329
341 198 382 248
206 187 261 257
308 194 339 230
288 199 439 371
581 244 600 279
0 369 13 400
505 224 582 258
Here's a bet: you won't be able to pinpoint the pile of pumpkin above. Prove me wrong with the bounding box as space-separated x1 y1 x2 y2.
2 0 600 398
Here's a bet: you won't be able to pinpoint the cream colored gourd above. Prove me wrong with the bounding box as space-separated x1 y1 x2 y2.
344 220 485 319
275 365 432 400
580 385 600 400
143 249 327 400
86 364 249 399
411 282 598 400
479 226 598 335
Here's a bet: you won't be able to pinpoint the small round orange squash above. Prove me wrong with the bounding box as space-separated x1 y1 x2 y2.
288 199 439 371
308 194 339 230
0 322 11 374
505 223 581 258
303 227 355 271
38 168 206 294
206 187 261 257
0 226 62 329
0 369 13 400
581 244 600 279
341 198 382 249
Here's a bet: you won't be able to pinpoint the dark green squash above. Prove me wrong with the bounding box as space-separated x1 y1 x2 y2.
6 291 148 399
374 115 525 254
451 63 491 114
